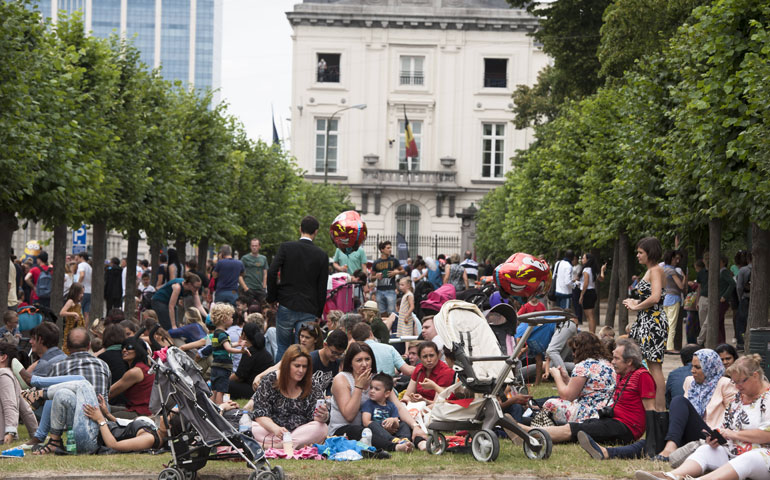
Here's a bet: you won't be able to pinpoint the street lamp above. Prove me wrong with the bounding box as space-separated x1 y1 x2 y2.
324 103 367 184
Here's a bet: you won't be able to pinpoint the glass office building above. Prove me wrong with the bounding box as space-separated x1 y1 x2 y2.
30 0 221 93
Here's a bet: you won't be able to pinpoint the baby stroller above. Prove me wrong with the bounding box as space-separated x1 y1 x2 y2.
424 300 569 462
149 347 283 480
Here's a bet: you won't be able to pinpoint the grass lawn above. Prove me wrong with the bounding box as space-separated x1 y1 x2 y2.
1 385 667 479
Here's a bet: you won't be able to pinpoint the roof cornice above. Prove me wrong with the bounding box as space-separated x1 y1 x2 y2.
286 4 538 32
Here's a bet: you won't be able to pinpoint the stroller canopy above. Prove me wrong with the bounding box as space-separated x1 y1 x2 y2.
433 300 513 382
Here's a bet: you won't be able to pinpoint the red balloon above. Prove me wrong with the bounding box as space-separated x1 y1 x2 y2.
329 211 367 254
494 253 552 298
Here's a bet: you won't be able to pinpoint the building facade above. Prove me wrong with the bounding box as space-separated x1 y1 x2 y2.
30 0 223 95
287 0 549 259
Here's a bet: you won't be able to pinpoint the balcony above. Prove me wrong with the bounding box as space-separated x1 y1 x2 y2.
360 168 459 191
400 72 424 86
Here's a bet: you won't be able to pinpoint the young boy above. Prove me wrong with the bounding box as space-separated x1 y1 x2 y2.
181 303 248 404
361 373 414 452
516 296 548 384
0 310 20 339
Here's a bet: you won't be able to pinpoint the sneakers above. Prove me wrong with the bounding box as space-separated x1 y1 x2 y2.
577 431 605 460
669 440 703 469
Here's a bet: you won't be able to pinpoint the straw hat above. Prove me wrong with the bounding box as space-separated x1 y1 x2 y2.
361 300 379 312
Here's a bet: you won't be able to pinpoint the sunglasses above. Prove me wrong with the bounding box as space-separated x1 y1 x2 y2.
121 344 136 351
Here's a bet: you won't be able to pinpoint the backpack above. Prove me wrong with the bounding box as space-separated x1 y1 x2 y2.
17 305 43 332
140 290 154 311
36 267 52 300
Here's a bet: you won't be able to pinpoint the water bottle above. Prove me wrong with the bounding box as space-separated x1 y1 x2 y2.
282 431 294 457
65 429 77 455
239 411 251 434
361 427 372 447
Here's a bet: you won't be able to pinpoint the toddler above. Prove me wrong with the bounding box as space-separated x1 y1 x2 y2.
361 373 414 452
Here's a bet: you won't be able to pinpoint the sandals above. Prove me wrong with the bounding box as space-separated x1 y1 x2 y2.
21 388 45 410
33 437 64 456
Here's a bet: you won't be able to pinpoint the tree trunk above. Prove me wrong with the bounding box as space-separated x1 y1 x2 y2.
174 237 186 266
618 231 630 334
745 223 770 350
0 211 19 316
124 230 139 320
50 223 67 315
706 218 721 349
197 236 209 278
150 241 161 286
90 222 107 325
605 238 620 328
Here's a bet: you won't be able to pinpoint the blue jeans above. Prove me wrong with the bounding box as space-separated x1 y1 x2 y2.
214 290 238 306
31 374 86 442
81 293 92 314
275 305 316 363
48 380 99 453
555 292 571 310
377 289 397 315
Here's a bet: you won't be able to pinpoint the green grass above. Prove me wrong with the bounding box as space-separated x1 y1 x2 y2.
2 384 666 479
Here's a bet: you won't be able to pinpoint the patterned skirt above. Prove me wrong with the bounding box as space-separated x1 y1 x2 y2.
629 306 668 363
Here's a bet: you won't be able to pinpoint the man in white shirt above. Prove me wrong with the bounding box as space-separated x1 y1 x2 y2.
76 252 93 321
553 250 574 309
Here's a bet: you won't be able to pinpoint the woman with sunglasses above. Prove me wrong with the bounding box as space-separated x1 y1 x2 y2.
635 354 770 480
108 336 155 419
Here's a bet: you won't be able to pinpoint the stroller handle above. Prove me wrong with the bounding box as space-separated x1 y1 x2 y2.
516 310 575 325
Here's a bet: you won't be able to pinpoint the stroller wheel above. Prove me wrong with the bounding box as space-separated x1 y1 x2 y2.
181 470 196 480
425 433 447 455
158 468 183 480
272 465 285 480
471 429 500 462
523 428 553 460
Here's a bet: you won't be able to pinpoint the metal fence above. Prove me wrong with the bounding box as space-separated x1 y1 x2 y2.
363 234 460 261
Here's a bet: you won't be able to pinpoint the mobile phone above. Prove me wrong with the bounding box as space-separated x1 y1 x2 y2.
704 426 727 445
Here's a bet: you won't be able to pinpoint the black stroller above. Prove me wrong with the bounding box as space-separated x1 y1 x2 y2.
149 347 283 480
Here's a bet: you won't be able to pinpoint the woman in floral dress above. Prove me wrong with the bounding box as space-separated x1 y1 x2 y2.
543 331 615 424
624 236 668 411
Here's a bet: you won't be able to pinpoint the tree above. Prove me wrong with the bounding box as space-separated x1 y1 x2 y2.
508 0 610 127
662 0 770 347
598 0 709 80
0 1 53 314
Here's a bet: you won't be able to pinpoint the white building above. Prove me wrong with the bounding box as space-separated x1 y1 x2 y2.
287 0 549 259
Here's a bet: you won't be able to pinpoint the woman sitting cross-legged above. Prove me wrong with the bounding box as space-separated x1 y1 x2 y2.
247 344 328 449
402 341 455 404
579 348 736 461
541 331 616 425
634 354 770 480
329 341 423 451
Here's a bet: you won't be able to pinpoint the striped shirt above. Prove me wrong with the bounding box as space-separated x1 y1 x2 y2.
49 351 112 402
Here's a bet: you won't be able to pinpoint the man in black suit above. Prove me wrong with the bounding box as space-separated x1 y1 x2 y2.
267 215 329 362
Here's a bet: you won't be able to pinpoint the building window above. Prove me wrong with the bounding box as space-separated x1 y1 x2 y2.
398 119 421 171
396 203 420 254
317 53 340 83
482 123 505 178
484 58 508 88
400 55 424 85
315 118 338 173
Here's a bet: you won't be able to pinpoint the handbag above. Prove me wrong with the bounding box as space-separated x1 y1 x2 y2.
530 409 555 428
547 261 561 302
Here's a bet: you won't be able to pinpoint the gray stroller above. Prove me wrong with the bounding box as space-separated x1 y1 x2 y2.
149 347 283 480
425 300 570 462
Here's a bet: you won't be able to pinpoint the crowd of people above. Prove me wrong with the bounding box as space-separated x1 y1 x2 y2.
1 222 765 480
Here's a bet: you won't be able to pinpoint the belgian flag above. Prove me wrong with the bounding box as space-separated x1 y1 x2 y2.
404 107 418 158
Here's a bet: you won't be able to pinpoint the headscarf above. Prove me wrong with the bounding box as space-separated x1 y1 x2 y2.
687 349 724 417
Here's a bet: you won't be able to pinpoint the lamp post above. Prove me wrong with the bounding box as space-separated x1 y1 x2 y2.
324 103 367 184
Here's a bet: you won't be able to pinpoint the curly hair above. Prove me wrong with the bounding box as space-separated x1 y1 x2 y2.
210 303 235 328
569 331 611 363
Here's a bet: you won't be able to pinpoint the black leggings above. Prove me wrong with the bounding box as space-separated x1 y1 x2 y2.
665 395 709 445
228 380 255 400
333 423 409 452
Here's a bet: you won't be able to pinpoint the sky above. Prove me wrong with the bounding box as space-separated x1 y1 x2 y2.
220 0 299 144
